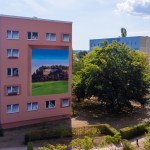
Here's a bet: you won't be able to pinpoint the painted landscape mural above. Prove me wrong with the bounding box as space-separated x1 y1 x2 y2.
32 49 69 96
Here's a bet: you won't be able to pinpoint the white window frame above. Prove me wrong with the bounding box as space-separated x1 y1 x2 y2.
62 34 70 42
46 33 56 41
27 32 38 40
7 68 19 77
7 30 19 39
6 86 20 96
62 99 69 107
45 100 56 109
27 102 38 111
7 104 19 113
7 49 19 58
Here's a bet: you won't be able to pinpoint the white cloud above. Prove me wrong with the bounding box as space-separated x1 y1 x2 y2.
115 0 150 18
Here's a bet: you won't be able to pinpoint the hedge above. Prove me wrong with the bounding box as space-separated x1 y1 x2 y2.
120 121 150 139
24 124 118 144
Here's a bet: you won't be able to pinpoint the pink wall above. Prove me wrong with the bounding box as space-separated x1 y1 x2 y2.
0 15 72 128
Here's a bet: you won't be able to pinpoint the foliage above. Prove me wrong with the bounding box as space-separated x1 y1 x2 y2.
24 124 118 143
120 121 150 139
72 101 77 115
73 42 150 111
121 28 127 37
24 126 72 144
27 142 33 150
121 139 136 150
143 128 150 150
99 134 121 150
70 136 93 150
102 124 119 136
38 144 67 150
72 75 85 101
77 51 88 59
72 124 118 137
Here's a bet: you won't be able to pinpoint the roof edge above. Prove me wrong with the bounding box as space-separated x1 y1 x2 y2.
0 14 72 24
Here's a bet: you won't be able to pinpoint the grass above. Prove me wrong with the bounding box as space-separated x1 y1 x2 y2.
32 80 68 96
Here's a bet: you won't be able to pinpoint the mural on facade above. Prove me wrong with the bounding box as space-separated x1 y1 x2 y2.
32 49 69 96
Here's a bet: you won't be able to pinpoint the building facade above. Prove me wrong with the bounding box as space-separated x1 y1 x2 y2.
90 36 150 56
0 15 72 129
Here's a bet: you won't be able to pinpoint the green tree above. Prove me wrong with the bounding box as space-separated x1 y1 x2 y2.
143 128 150 150
77 51 88 59
74 42 150 111
72 74 86 101
121 28 127 37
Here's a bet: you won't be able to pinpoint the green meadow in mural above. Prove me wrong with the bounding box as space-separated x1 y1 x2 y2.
32 49 69 96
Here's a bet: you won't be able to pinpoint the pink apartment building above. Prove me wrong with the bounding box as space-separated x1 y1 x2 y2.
0 15 72 129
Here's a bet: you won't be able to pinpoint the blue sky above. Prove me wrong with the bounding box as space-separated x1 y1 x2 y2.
32 49 69 74
1 0 150 50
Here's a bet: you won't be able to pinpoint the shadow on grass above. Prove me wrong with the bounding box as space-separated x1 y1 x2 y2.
72 98 150 130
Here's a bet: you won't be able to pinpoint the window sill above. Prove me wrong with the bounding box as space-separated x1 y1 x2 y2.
8 57 19 59
7 111 19 114
7 38 19 40
27 109 38 112
27 39 38 41
45 107 56 109
7 93 19 96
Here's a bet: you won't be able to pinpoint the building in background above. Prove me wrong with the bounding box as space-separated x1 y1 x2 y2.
90 36 150 56
0 15 72 129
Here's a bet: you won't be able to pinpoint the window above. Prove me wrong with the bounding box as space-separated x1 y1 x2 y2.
7 30 19 39
62 99 69 107
7 49 19 58
46 100 55 109
6 86 19 96
27 102 38 111
62 34 69 42
7 68 19 77
46 33 56 41
27 32 38 40
7 104 19 113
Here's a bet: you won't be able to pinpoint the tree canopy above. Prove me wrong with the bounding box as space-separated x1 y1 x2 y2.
73 41 150 111
121 28 127 37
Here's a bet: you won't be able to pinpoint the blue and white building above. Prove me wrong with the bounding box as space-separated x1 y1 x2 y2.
90 36 150 56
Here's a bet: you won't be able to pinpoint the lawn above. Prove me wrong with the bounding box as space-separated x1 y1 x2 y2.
32 80 68 96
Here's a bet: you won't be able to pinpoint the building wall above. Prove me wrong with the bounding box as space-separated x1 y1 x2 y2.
90 36 141 51
140 37 150 56
0 16 72 128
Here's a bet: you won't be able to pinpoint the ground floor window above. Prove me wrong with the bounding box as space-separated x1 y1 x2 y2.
62 98 69 107
46 100 56 109
27 102 38 111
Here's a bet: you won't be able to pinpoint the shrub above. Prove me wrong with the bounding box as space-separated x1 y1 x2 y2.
70 136 93 150
38 144 67 150
27 142 33 150
121 139 136 150
101 124 119 136
24 127 72 144
72 124 118 137
143 129 150 150
24 124 118 144
99 133 121 149
120 121 150 139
